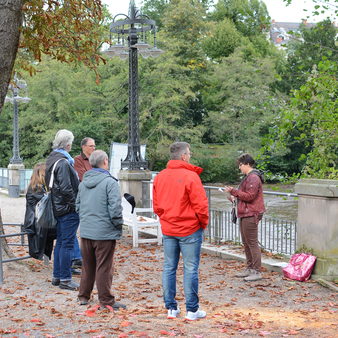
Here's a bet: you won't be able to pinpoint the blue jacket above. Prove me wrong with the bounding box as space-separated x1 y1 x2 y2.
76 169 123 240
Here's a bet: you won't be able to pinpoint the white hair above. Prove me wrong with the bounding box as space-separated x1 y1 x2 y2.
52 129 74 150
89 150 108 168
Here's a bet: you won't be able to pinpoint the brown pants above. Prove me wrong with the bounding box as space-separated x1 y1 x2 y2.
240 216 261 272
78 238 116 307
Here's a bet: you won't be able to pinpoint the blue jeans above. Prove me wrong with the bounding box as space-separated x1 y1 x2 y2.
53 212 79 281
162 228 203 312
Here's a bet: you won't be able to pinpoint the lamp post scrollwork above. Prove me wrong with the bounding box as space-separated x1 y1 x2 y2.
103 0 163 171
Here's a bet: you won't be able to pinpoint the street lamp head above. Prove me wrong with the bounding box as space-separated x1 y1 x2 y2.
148 47 164 58
103 0 163 60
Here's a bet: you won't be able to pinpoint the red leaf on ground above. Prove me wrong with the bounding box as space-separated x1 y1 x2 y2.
85 305 100 317
120 321 131 327
118 334 129 338
30 318 45 325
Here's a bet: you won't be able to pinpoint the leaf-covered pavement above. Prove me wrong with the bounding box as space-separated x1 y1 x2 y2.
1 235 337 337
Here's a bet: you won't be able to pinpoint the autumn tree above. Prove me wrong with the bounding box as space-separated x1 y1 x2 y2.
0 0 105 113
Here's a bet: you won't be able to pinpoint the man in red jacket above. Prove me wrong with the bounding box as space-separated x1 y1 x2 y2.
153 142 209 321
224 153 266 282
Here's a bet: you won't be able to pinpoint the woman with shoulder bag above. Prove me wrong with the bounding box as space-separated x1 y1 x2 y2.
24 162 56 260
223 153 265 282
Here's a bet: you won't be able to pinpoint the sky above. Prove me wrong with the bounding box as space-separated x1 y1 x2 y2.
103 0 337 23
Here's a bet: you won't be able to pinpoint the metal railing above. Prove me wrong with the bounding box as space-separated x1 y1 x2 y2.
207 209 297 255
0 223 30 284
142 181 297 256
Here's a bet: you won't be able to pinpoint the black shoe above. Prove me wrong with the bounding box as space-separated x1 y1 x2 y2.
72 259 82 268
78 297 89 305
113 302 127 310
51 278 60 286
71 268 81 275
59 280 79 291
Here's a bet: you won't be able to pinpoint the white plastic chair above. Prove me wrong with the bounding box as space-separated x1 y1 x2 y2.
122 198 162 247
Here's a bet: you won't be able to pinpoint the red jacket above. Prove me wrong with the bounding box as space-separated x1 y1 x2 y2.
153 160 209 237
230 170 266 218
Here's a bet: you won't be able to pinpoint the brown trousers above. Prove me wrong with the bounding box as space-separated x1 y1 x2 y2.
78 238 116 306
240 216 261 272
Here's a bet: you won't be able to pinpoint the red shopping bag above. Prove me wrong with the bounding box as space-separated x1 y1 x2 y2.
283 253 316 282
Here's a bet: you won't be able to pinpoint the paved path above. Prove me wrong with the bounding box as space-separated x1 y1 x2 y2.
0 192 337 337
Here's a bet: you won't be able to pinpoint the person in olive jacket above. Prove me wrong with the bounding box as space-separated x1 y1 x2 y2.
45 129 80 291
76 150 125 310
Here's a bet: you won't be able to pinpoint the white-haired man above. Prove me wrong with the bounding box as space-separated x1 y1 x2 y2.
45 129 80 291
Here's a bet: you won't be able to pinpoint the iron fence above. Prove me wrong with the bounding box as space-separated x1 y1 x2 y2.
0 223 30 284
142 181 297 256
207 209 297 255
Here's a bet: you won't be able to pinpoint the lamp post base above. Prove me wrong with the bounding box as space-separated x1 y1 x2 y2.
118 170 152 207
7 163 25 198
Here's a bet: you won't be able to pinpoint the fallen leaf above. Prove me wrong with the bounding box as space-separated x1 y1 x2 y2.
120 321 132 327
85 305 100 317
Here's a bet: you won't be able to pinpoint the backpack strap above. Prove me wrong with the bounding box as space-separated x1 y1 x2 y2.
49 159 67 189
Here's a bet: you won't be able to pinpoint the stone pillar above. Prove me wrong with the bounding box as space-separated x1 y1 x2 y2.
295 179 338 281
118 170 152 207
7 163 25 198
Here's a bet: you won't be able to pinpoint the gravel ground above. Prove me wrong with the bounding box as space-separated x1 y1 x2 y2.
0 193 337 337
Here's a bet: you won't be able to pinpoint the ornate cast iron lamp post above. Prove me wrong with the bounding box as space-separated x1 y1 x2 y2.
103 0 163 170
5 75 31 197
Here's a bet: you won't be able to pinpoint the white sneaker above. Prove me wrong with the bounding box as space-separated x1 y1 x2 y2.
167 307 180 319
185 309 206 321
235 268 252 278
244 270 262 282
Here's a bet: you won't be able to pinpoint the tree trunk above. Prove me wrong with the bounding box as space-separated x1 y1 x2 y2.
0 208 15 258
0 0 23 113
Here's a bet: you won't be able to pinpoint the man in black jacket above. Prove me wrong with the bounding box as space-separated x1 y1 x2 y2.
45 129 80 291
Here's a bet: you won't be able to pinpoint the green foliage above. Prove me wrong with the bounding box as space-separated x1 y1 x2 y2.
192 145 240 183
1 0 336 184
202 18 243 59
261 60 338 179
276 19 338 93
202 49 283 150
211 0 271 36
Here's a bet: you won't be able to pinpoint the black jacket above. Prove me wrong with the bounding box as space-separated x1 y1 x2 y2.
23 185 56 259
45 151 79 217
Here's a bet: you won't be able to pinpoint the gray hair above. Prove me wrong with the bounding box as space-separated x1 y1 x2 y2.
170 142 190 160
52 129 74 150
89 150 108 168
